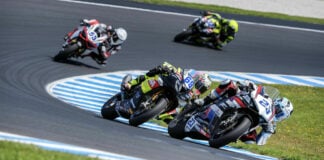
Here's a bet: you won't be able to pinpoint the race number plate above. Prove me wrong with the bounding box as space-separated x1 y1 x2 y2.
185 117 198 132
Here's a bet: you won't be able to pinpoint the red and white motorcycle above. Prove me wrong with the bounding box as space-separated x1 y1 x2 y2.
54 23 105 62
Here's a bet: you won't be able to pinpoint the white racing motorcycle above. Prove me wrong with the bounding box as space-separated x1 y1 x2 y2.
54 24 104 61
168 85 280 148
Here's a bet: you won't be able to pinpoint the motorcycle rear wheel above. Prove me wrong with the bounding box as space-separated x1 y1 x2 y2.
129 97 168 127
54 43 79 61
208 117 251 148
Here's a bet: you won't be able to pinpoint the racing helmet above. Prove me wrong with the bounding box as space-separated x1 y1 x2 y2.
110 27 127 45
274 97 294 121
195 73 212 94
238 79 257 92
228 19 239 33
218 79 238 97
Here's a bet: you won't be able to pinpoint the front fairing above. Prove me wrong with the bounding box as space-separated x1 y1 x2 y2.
184 104 224 139
251 86 280 123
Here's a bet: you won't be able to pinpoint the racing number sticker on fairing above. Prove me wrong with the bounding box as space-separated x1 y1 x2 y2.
185 117 198 131
184 76 194 89
259 99 271 114
88 31 97 41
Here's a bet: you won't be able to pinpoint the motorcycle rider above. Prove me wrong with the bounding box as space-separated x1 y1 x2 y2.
201 11 239 50
117 62 212 116
194 79 294 145
65 19 127 65
194 79 254 106
190 11 222 48
240 97 294 145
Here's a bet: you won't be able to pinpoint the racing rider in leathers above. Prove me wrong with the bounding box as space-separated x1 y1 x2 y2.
116 62 212 117
201 11 239 50
65 19 127 65
194 79 294 145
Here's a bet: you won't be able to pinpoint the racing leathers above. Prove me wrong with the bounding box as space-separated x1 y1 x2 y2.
201 11 238 49
191 13 221 48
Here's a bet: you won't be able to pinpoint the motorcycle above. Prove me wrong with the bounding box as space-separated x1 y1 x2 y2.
54 25 104 62
168 85 280 148
101 72 189 126
174 16 220 48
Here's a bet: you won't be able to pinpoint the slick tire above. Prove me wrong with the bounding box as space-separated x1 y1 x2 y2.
101 94 121 120
167 118 186 139
208 117 251 148
174 30 192 42
129 97 168 127
54 43 78 61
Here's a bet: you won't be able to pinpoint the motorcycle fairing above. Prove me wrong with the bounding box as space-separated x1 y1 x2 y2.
251 86 276 122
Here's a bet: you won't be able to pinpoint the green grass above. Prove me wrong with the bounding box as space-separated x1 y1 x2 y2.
0 141 99 160
134 0 324 25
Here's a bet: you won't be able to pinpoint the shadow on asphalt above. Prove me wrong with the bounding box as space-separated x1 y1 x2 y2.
51 56 101 70
173 41 222 52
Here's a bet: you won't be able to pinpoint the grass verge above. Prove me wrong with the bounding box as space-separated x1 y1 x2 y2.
134 0 324 25
0 141 99 160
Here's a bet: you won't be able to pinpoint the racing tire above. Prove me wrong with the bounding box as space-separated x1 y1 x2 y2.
129 97 168 127
208 117 251 148
54 43 79 61
174 30 192 42
101 94 121 120
167 118 186 140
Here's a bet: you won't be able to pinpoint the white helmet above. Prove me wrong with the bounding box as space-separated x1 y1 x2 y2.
195 73 212 94
110 27 127 45
274 97 294 121
239 79 257 92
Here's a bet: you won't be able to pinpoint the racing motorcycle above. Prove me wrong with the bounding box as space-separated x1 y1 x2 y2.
54 25 104 62
174 15 219 48
101 72 188 126
168 85 280 148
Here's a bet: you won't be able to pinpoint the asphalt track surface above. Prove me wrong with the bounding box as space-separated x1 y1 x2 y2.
1 0 324 160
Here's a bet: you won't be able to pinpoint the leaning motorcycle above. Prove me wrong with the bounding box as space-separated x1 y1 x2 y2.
54 25 104 61
168 85 280 148
101 72 187 126
174 16 217 46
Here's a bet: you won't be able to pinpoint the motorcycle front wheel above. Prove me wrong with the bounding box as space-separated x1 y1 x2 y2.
208 117 251 148
54 43 79 61
174 30 193 42
101 93 121 120
167 117 186 139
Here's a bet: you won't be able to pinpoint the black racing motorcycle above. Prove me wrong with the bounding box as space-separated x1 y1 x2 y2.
174 16 219 47
101 73 180 126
